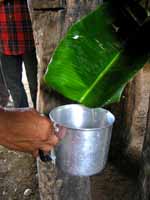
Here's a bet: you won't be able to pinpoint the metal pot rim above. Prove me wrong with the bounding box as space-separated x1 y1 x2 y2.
49 104 115 131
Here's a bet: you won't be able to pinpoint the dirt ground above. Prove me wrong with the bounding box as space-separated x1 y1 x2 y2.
91 163 137 200
0 147 40 200
0 67 40 200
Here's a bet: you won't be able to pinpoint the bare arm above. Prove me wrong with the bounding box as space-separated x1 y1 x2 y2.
0 107 59 157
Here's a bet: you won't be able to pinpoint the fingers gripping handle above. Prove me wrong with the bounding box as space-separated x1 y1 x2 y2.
39 123 59 164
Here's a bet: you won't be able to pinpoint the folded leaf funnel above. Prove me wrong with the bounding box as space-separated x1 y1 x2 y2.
44 3 150 107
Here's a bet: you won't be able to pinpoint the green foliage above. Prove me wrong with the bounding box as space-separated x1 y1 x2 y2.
44 3 150 107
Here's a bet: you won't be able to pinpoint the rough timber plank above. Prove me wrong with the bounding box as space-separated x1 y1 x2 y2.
29 0 102 199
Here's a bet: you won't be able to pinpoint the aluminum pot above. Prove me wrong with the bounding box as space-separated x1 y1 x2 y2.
40 104 115 176
51 104 115 176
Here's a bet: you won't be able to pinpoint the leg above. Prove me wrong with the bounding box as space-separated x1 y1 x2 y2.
23 48 38 108
0 59 9 107
0 53 28 108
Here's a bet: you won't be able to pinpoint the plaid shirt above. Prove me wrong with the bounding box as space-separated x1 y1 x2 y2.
0 0 35 55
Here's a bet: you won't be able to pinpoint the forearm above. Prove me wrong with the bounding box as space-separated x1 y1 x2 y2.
0 107 36 147
0 107 16 145
0 107 9 146
0 107 59 156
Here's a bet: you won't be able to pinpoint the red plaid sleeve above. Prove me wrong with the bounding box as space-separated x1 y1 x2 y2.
0 0 35 55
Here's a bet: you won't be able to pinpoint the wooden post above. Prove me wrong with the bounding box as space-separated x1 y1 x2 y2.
137 94 150 200
110 64 150 177
29 0 102 199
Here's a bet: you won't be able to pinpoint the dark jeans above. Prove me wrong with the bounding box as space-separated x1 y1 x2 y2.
0 49 37 108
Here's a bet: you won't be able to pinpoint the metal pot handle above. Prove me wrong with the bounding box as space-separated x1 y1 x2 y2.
39 149 52 162
39 149 56 164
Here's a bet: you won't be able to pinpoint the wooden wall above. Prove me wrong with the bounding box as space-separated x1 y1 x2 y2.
28 0 150 199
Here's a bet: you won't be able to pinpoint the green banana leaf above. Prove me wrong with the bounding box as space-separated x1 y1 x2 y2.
44 3 150 107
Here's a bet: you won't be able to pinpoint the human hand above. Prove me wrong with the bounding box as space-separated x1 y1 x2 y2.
0 107 59 157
